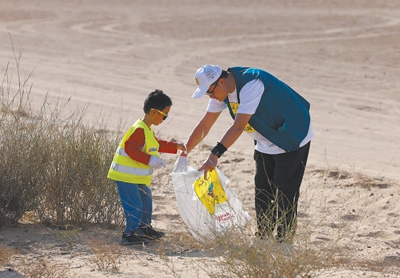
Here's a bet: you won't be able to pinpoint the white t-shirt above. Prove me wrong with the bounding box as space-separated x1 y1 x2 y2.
206 79 314 154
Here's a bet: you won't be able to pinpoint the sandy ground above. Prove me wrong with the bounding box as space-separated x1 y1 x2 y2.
0 0 399 277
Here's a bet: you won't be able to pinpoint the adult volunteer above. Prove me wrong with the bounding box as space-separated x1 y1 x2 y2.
183 64 313 243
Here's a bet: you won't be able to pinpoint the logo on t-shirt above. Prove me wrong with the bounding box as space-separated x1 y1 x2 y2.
229 102 255 133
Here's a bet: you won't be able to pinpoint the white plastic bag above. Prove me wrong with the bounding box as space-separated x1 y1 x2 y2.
171 156 251 241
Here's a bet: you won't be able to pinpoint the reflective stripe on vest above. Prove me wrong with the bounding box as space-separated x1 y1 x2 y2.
107 118 159 185
116 146 129 157
109 161 153 176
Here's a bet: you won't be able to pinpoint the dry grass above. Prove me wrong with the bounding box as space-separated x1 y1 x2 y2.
0 244 17 268
160 226 347 278
1 49 399 277
18 257 68 278
87 237 122 273
0 45 123 227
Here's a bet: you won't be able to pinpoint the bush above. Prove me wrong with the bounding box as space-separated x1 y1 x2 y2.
0 49 123 227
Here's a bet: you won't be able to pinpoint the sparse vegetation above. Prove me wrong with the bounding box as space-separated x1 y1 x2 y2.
87 237 122 273
0 244 16 268
0 48 123 227
17 257 68 278
1 53 398 277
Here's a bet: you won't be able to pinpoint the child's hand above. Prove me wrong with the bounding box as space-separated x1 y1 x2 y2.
149 156 166 169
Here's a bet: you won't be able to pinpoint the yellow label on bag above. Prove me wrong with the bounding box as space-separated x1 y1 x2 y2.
193 170 228 215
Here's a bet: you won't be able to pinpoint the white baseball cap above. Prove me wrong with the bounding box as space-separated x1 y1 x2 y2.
192 64 222 98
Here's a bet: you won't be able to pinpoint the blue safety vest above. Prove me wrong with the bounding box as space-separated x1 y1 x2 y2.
224 67 310 152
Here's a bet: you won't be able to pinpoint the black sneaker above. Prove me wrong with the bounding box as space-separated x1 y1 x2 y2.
120 232 148 245
139 225 165 239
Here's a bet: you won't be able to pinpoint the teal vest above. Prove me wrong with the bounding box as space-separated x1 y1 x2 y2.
224 67 310 152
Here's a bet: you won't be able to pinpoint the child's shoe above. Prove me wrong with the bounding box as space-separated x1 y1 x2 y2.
120 232 148 245
139 225 165 239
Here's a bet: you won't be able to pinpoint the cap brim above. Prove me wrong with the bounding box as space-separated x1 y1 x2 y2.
192 87 207 99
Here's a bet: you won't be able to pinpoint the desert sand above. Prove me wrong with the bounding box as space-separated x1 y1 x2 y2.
0 0 399 277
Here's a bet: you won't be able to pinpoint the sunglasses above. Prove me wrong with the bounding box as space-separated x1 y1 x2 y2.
151 108 168 120
206 78 219 97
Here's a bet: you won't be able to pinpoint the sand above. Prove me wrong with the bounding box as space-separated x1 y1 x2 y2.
0 0 399 277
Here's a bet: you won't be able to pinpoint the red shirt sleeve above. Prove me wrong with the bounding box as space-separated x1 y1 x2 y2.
157 138 179 154
124 128 151 165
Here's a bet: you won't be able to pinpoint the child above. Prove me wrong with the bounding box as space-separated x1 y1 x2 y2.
108 90 186 245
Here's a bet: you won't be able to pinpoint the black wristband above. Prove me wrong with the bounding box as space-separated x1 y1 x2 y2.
211 142 227 158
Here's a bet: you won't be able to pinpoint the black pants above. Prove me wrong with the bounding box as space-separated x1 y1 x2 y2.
254 142 310 241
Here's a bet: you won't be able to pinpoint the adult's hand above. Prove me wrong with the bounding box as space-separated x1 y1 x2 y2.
199 153 218 179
